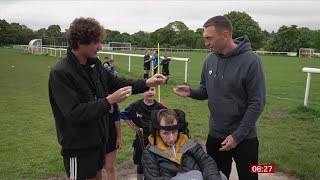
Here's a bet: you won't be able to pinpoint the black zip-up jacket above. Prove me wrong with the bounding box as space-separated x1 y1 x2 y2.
49 51 149 153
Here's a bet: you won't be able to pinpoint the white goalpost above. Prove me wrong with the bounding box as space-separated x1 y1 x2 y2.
299 48 315 58
106 42 132 51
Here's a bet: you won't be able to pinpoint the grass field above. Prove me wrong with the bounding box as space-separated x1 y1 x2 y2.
1 47 320 179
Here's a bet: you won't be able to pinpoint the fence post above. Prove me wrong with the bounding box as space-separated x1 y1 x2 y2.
128 56 131 72
304 73 311 106
184 60 189 83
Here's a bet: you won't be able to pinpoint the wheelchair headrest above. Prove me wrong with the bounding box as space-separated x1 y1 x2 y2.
149 109 189 145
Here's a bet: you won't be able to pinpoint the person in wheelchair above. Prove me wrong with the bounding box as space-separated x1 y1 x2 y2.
120 87 166 180
142 109 226 180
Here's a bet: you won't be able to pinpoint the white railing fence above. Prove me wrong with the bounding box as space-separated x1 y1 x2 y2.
302 67 320 106
13 45 190 83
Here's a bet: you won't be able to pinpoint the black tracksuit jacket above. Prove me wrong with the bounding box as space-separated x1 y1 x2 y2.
49 51 149 154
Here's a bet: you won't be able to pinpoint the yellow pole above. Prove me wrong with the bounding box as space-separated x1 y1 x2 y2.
157 43 161 102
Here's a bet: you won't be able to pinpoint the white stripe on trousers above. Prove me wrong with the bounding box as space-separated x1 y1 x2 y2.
70 158 73 180
70 157 77 180
74 157 77 179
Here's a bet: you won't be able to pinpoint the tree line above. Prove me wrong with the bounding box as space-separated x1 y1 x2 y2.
1 11 319 52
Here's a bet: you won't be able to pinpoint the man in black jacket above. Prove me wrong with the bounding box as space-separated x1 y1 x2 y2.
48 17 166 180
142 109 223 180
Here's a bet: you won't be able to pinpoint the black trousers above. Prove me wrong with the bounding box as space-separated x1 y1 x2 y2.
206 135 259 180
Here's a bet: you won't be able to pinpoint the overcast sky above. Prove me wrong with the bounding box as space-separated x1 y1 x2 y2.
0 0 319 34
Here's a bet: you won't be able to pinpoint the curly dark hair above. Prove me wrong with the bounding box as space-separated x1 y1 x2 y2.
67 17 105 49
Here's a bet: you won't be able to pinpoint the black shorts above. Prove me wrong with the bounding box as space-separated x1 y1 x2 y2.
106 136 118 154
144 64 150 70
62 146 105 179
162 69 169 76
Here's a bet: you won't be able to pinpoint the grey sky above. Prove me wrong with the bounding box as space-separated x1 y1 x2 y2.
0 0 319 34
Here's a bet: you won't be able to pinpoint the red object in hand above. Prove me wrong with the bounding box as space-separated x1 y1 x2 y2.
250 164 275 173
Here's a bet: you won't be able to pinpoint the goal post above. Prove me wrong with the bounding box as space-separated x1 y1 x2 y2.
107 42 132 51
299 48 315 58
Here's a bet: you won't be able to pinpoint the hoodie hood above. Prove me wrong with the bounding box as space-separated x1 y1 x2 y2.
217 35 252 58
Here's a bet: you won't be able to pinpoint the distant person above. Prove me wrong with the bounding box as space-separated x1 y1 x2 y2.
143 49 151 79
174 15 266 180
104 104 122 180
152 50 159 75
48 17 166 180
107 59 116 75
103 56 110 70
160 54 171 84
142 109 225 180
121 87 166 180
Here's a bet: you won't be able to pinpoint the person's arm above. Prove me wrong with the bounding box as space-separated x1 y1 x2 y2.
142 149 171 180
114 121 122 149
49 69 109 124
114 108 123 149
189 63 208 100
145 56 151 63
191 144 222 180
120 102 140 132
124 120 140 132
100 62 165 94
232 58 266 143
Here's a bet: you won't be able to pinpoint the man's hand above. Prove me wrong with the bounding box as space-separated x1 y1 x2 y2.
173 85 191 97
116 137 123 149
219 135 239 151
106 86 132 104
146 74 166 87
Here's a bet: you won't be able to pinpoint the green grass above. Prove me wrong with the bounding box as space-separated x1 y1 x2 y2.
1 47 320 179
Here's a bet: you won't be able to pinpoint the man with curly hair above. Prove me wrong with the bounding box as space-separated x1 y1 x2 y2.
48 17 166 180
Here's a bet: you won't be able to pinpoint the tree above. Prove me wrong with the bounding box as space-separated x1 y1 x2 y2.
113 32 132 43
225 11 264 50
297 27 314 49
174 29 197 49
131 31 152 47
0 19 10 45
150 27 176 47
166 21 189 34
105 29 120 43
314 30 320 51
194 28 208 49
37 28 47 38
47 25 61 37
21 25 38 44
45 25 63 46
266 25 300 52
7 23 24 44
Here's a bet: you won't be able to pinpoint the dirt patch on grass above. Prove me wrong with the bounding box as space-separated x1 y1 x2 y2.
266 110 289 118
